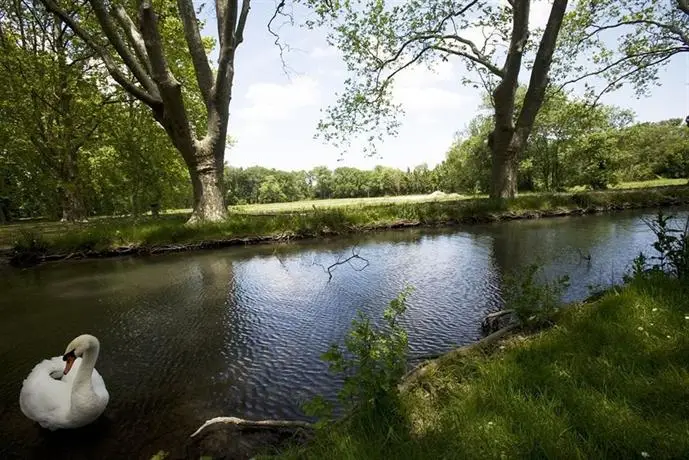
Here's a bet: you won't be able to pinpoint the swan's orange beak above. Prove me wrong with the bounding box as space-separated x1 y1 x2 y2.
62 350 76 375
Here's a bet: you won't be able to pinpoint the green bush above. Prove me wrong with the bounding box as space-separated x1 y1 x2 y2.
626 211 689 281
304 286 413 420
502 264 570 328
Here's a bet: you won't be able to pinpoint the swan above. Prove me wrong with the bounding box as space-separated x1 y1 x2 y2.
19 334 109 430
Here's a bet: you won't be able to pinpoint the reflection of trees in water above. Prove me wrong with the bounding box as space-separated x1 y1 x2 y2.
488 216 621 277
99 254 240 456
485 213 649 304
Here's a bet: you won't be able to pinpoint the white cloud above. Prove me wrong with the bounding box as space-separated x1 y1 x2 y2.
392 61 475 112
309 46 339 59
235 76 321 123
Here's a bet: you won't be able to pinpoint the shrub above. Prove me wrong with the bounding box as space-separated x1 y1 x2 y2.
502 264 570 329
626 211 689 281
304 286 413 420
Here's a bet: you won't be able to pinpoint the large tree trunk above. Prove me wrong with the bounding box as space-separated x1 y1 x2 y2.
187 152 226 224
184 131 228 224
59 149 86 222
490 147 519 198
488 0 568 199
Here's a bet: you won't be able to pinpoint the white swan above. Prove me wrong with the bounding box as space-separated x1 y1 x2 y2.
19 334 109 430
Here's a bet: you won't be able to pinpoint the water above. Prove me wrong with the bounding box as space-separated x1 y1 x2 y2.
0 208 685 459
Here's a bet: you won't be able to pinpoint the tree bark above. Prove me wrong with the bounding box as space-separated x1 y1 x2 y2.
187 142 227 224
488 0 569 199
490 143 519 198
40 0 251 224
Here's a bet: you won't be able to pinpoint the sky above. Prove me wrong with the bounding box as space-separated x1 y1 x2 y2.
199 1 689 172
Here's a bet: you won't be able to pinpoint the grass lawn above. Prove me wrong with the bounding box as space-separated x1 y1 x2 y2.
1 179 688 258
278 275 689 459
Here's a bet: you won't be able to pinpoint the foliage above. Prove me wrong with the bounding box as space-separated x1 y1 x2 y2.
437 116 493 194
439 88 685 194
557 0 689 103
627 211 689 281
502 264 570 328
306 287 414 419
223 164 441 205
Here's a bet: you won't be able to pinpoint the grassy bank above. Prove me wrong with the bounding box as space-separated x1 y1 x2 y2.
279 275 689 459
3 183 689 265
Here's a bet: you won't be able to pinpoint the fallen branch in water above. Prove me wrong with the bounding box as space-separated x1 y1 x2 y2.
190 416 314 438
398 323 520 393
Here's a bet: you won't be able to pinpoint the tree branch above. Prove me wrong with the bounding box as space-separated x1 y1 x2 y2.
88 0 158 97
589 51 681 107
678 0 689 16
214 0 250 106
492 0 530 132
191 416 313 438
556 47 686 91
236 0 250 45
267 0 291 75
515 0 568 137
580 19 689 48
39 0 160 107
176 0 213 105
111 4 153 76
139 0 195 156
315 246 369 281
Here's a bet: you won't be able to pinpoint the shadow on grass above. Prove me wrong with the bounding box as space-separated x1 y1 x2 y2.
283 276 689 459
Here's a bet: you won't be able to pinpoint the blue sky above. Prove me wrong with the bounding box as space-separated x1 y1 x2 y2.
200 1 688 172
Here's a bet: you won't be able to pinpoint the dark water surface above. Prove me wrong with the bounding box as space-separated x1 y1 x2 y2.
1 208 686 459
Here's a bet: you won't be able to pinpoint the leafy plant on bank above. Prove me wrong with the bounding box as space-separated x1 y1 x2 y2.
502 264 570 329
304 286 414 421
626 211 689 281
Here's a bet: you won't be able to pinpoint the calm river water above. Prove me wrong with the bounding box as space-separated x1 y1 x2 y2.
1 207 686 459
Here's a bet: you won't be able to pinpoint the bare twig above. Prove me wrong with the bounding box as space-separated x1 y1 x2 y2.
267 0 294 76
315 246 369 281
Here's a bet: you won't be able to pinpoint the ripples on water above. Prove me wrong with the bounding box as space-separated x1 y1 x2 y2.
0 207 686 459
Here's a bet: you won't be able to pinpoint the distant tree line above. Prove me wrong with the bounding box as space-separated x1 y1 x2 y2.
223 164 439 205
223 93 688 206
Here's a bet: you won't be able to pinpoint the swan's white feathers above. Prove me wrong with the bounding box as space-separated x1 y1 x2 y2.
19 336 109 431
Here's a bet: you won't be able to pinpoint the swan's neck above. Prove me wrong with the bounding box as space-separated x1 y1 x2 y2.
73 343 99 391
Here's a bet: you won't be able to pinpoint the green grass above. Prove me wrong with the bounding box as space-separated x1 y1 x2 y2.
2 180 689 259
230 192 476 214
278 275 689 459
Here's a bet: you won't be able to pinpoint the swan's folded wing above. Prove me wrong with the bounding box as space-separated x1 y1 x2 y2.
19 357 72 424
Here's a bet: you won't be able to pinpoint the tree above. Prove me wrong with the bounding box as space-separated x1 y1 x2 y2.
439 115 493 194
311 166 334 199
557 0 689 104
0 0 108 221
304 0 570 199
258 175 288 203
523 89 633 190
40 0 251 223
616 119 689 180
439 89 637 193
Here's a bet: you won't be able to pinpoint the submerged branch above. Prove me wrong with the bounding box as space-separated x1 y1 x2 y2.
191 416 314 438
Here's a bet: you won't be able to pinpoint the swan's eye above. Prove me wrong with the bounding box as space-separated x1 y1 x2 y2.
62 350 76 361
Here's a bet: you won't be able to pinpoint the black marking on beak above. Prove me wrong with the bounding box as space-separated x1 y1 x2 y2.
62 350 76 361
